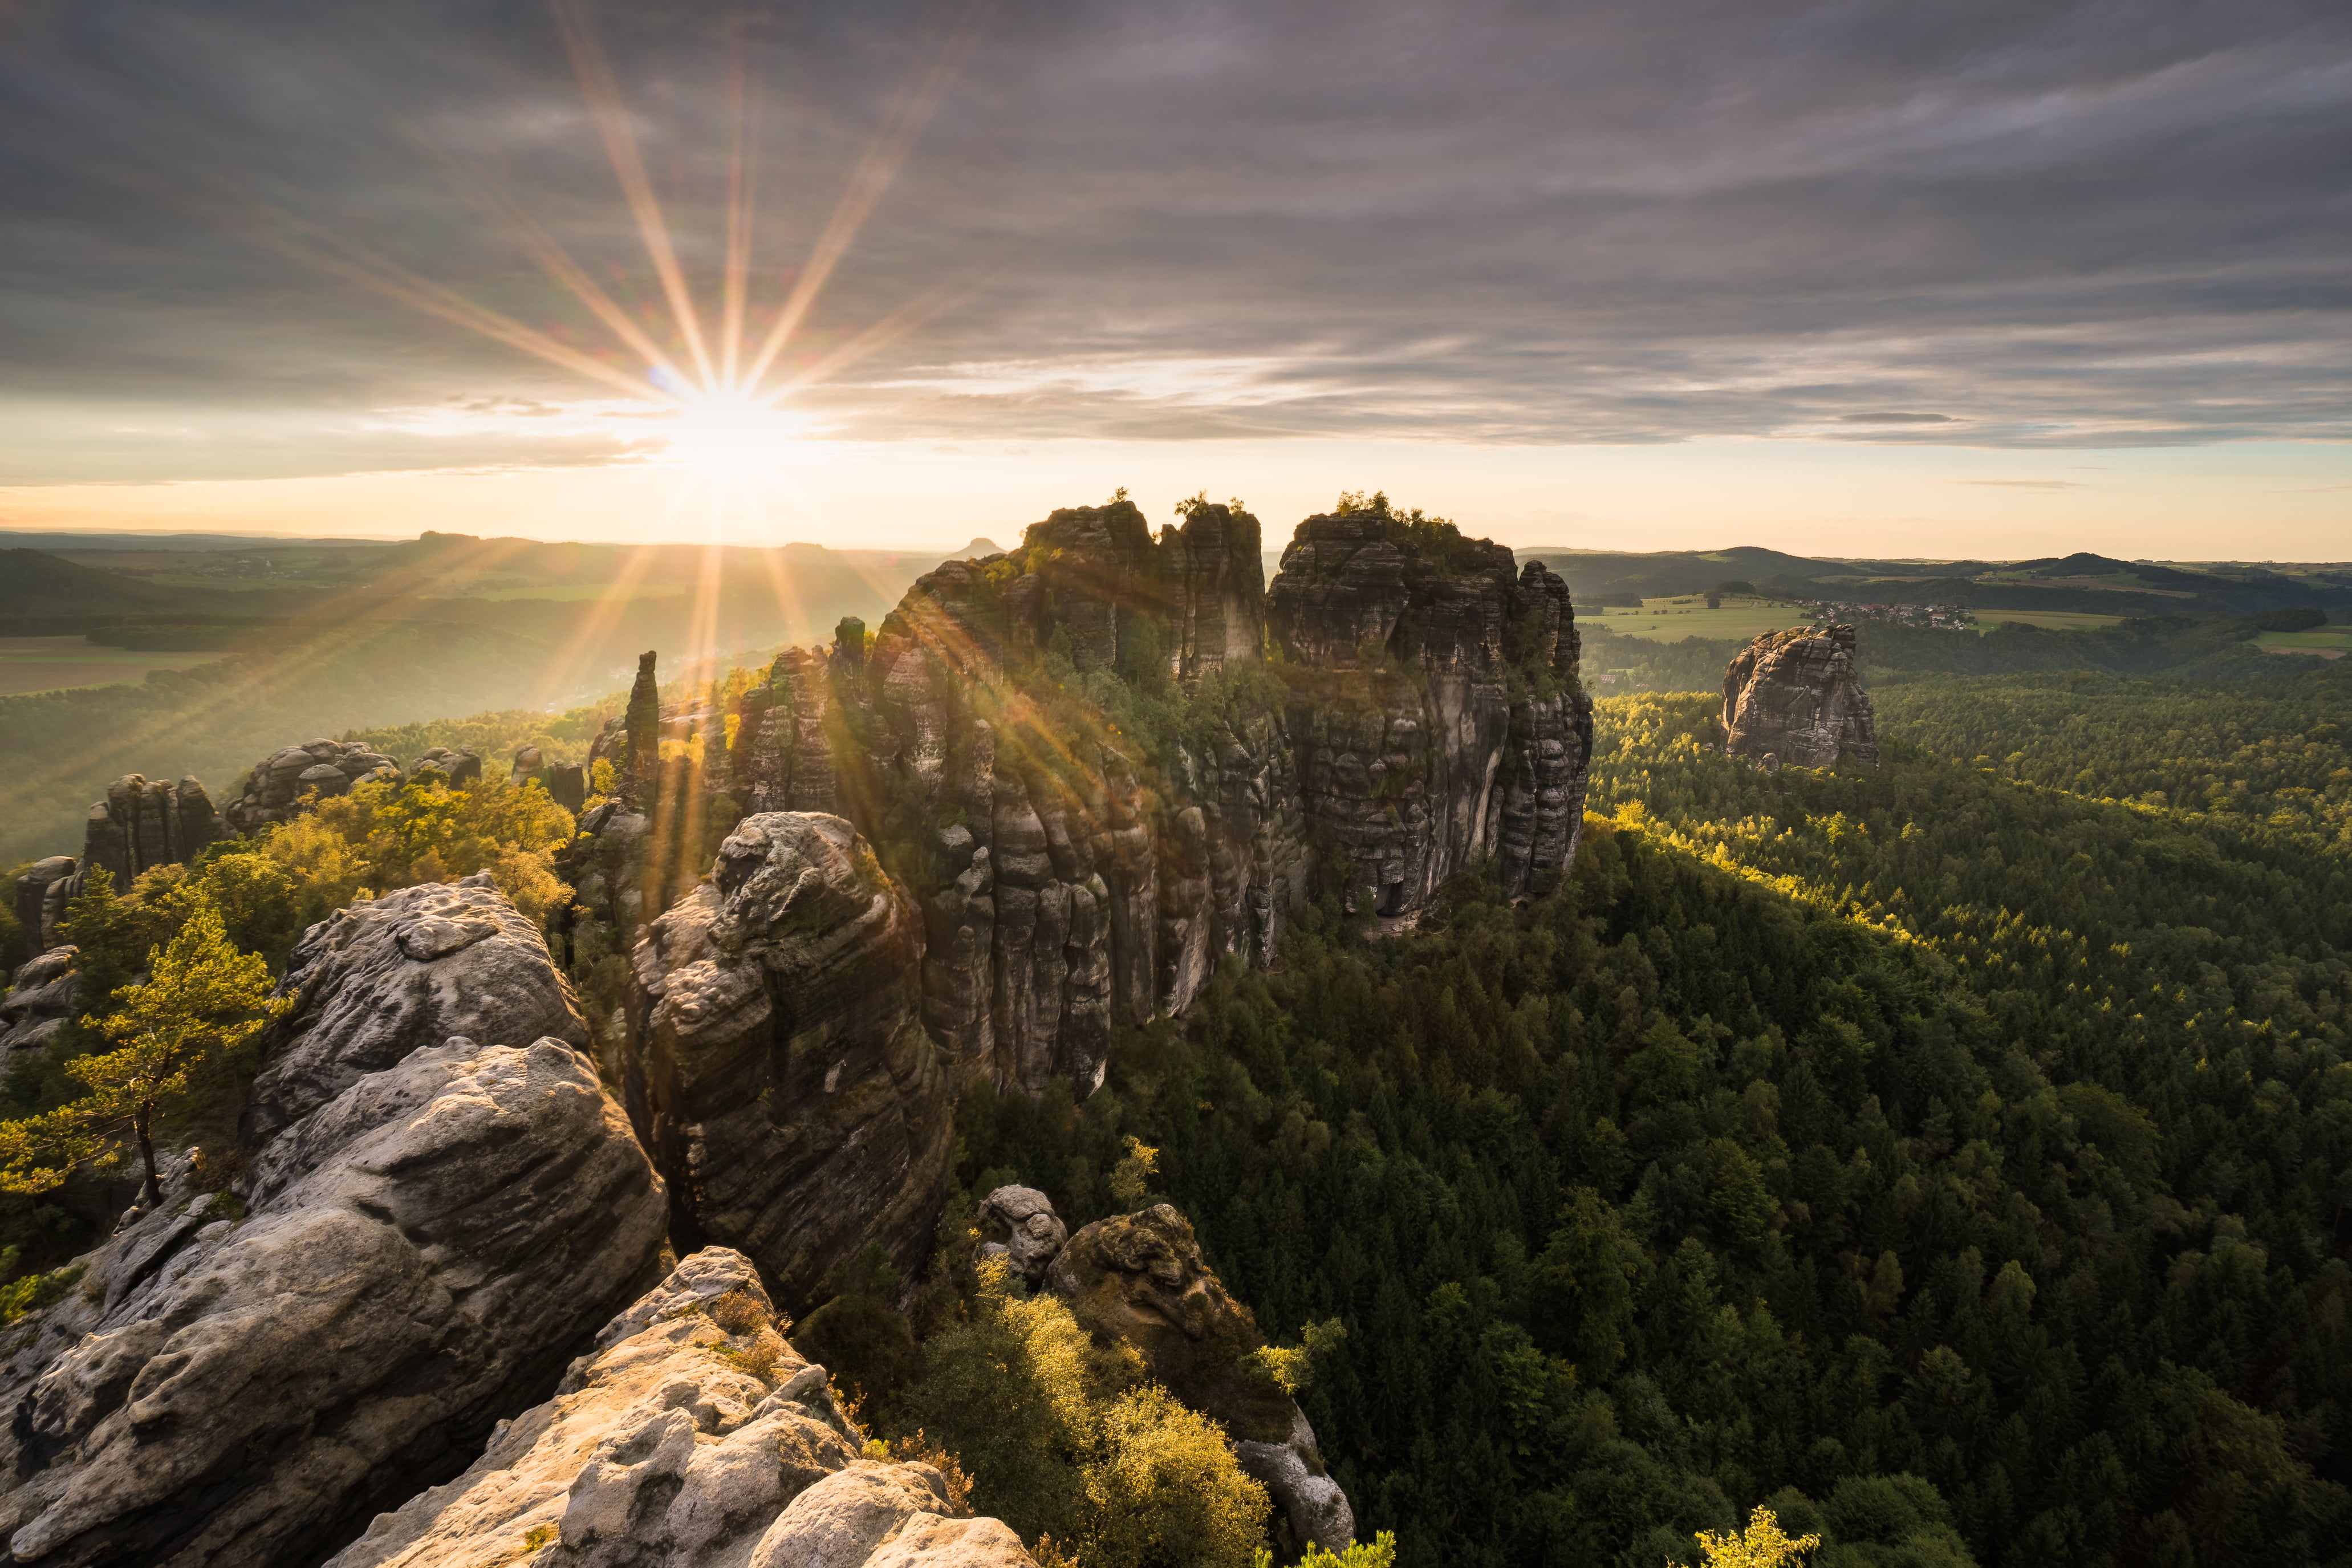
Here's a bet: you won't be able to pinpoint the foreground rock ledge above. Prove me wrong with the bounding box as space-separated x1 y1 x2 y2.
331 1248 1034 1568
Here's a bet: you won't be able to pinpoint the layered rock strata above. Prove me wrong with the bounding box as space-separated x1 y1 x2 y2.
13 858 78 952
74 775 225 893
328 1248 1033 1568
1045 1204 1353 1558
975 1184 1067 1284
625 814 954 1310
241 872 594 1145
1720 624 1880 771
606 500 1593 1106
0 947 78 1055
0 885 667 1567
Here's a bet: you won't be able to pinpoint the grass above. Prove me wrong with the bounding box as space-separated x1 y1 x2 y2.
1979 611 2127 632
0 637 224 696
2258 626 2352 659
1583 599 1807 644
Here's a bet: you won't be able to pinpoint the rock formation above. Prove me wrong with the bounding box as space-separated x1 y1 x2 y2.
0 947 78 1055
75 775 225 892
1044 1204 1353 1558
222 738 400 832
976 1185 1068 1284
11 858 76 955
598 499 1594 1112
328 1248 1033 1568
0 883 667 1568
241 872 594 1146
408 746 484 788
625 814 954 1310
1720 624 1880 771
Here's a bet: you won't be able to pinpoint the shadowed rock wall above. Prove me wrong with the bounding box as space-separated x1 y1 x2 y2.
1720 623 1880 770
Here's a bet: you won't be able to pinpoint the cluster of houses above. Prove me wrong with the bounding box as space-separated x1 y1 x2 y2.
1800 600 1971 629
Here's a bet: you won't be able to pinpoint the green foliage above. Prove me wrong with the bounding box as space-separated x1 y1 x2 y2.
1256 1530 1398 1568
793 1242 920 1417
902 1259 1269 1566
0 900 285 1200
0 1257 84 1326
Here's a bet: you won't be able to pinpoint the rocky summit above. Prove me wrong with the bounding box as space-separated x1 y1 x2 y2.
1719 623 1881 771
582 498 1594 1107
0 887 667 1567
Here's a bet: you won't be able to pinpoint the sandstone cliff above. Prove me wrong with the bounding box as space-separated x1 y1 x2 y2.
625 814 954 1311
1720 624 1880 770
330 1247 1033 1568
588 497 1593 1114
0 880 667 1568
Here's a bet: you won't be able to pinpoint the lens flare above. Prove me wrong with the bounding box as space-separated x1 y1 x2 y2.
661 388 813 473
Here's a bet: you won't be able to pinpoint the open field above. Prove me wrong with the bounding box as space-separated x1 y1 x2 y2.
2258 626 2352 658
1584 599 1806 643
1978 610 2126 631
0 636 223 695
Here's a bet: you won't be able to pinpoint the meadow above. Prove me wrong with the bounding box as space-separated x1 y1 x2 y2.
0 636 224 697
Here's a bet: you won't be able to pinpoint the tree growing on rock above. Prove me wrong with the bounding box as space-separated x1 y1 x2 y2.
0 901 285 1204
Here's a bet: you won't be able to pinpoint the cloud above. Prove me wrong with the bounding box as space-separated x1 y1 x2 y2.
1 0 2349 482
1952 479 2086 489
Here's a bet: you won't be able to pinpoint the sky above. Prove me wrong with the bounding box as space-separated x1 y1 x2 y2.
1 0 2347 560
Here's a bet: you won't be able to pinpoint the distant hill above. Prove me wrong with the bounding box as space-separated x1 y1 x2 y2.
0 549 206 618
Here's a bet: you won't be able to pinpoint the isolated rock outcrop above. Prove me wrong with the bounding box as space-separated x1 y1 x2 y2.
222 738 401 832
72 775 224 893
14 858 79 952
408 746 484 789
242 872 593 1145
1046 1204 1354 1555
328 1247 1033 1568
625 814 954 1310
1720 624 1881 771
0 947 79 1056
976 1185 1068 1283
0 884 667 1566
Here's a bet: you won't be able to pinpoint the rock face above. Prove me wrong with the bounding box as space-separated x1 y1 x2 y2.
223 738 401 832
0 885 668 1567
625 814 954 1311
975 1185 1067 1284
1044 1205 1354 1557
74 775 225 892
327 1248 1033 1568
13 858 79 952
608 501 1592 1106
0 946 78 1055
1720 624 1880 771
241 872 594 1147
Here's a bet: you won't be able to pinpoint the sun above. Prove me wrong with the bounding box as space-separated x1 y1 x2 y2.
660 388 810 473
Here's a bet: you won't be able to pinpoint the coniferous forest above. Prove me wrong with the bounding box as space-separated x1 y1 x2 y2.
944 668 2352 1568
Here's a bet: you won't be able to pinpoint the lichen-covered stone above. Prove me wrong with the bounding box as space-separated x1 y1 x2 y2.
0 1009 665 1567
1720 624 1880 770
241 871 591 1145
326 1248 1031 1568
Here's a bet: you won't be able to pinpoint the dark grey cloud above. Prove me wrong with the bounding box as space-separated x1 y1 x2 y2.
2 0 2349 482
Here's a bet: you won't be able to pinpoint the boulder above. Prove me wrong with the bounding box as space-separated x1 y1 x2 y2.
0 1010 667 1565
326 1247 1034 1568
1046 1205 1353 1555
0 946 78 1055
1720 624 1880 771
411 747 483 789
241 871 592 1147
625 814 954 1311
976 1185 1068 1283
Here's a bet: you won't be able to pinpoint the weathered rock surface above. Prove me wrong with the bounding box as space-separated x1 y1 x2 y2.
0 946 79 1055
0 915 668 1567
1720 624 1880 771
242 871 592 1145
13 858 79 953
408 746 484 789
625 814 954 1311
72 775 224 893
328 1247 1033 1568
224 738 400 832
975 1185 1067 1283
623 501 1590 1103
1045 1204 1353 1555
